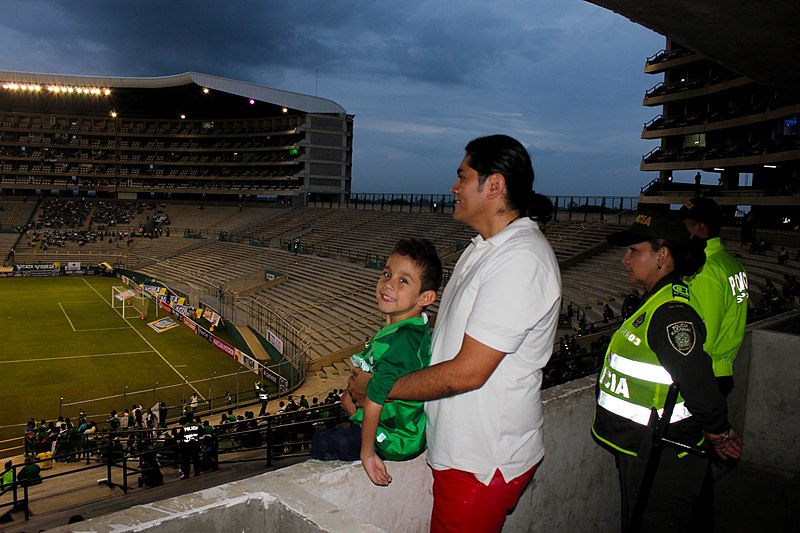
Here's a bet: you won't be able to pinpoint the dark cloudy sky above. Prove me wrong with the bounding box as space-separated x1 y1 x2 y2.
0 0 672 196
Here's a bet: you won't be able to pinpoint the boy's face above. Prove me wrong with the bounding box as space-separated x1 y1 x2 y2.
376 252 435 325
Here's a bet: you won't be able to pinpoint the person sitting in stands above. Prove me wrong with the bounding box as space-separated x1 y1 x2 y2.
17 457 42 487
777 247 789 265
1 460 14 492
311 238 442 486
603 303 615 323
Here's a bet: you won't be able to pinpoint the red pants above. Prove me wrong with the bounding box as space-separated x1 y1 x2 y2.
430 462 539 533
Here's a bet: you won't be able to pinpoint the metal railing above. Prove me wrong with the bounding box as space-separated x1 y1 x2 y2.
0 404 350 522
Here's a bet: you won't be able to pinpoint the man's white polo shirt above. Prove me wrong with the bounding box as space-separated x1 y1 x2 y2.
426 217 561 484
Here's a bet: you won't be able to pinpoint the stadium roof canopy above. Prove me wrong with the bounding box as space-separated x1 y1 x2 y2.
0 70 346 117
586 0 800 102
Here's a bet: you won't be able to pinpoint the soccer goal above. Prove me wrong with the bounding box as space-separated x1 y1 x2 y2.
112 286 155 319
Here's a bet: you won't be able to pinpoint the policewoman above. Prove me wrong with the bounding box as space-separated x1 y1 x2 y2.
591 211 743 532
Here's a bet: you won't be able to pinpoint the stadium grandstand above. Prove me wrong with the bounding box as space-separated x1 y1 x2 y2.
0 71 353 203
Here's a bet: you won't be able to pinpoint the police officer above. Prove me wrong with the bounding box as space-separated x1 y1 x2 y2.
256 380 269 417
179 416 203 479
679 197 748 396
591 211 743 532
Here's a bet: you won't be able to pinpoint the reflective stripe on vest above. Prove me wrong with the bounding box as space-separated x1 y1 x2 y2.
597 389 691 425
607 351 673 385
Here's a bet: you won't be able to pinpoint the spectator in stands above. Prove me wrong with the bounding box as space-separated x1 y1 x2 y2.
312 238 442 487
602 303 615 323
593 210 742 530
621 289 640 319
350 134 560 530
17 457 42 487
157 401 168 428
778 246 789 265
1 460 13 492
783 274 799 302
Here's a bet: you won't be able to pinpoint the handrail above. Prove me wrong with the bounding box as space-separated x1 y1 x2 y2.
643 114 663 129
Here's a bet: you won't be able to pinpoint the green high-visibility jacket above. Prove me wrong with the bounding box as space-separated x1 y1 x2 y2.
593 282 701 456
684 237 748 377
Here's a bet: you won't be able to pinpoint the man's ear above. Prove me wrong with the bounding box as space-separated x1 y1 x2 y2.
485 172 506 200
418 289 437 307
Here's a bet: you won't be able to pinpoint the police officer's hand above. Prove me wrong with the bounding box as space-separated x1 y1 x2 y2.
705 426 743 461
348 368 373 407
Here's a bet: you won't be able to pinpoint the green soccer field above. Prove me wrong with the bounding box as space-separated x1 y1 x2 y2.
0 275 254 455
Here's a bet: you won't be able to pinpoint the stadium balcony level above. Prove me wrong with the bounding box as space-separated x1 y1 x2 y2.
642 103 800 139
644 47 702 74
640 140 800 171
643 75 753 106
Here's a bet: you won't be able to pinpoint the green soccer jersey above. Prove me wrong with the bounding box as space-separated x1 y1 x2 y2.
350 314 431 461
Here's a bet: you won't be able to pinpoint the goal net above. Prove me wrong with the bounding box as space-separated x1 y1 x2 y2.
112 286 155 319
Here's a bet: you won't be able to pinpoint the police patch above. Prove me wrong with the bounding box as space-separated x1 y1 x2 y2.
672 283 690 300
667 321 696 356
632 313 646 328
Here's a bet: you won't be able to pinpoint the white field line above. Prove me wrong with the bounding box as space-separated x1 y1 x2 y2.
58 301 129 331
80 278 205 400
0 350 154 364
58 302 77 332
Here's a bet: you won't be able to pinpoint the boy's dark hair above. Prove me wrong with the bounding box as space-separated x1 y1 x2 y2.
392 238 443 293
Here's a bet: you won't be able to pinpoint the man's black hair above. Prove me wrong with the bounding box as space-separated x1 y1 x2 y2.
464 134 552 222
391 238 443 294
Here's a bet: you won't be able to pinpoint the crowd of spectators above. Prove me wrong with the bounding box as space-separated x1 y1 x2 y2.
14 389 347 487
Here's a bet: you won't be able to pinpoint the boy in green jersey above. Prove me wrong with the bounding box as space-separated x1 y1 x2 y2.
311 238 442 486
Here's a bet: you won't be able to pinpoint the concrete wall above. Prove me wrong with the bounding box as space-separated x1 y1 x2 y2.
739 329 800 474
56 325 800 532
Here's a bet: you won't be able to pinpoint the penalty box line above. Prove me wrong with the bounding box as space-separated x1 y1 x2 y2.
0 350 155 365
80 278 207 401
59 300 129 332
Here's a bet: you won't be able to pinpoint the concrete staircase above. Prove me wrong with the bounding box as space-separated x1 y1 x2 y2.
235 324 271 361
317 358 352 380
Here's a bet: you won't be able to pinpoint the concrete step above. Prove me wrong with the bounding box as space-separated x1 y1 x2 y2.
332 361 351 375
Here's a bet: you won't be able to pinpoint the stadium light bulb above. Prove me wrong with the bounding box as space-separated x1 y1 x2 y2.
180 114 186 119
282 107 288 113
110 111 118 118
203 87 209 94
249 99 255 105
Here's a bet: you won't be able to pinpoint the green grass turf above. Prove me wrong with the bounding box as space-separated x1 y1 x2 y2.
0 275 256 455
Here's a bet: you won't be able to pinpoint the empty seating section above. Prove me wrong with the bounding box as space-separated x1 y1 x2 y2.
138 241 395 359
561 248 638 323
238 207 475 261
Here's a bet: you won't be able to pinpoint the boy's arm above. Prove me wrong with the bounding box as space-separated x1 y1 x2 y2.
360 398 392 486
340 389 358 416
